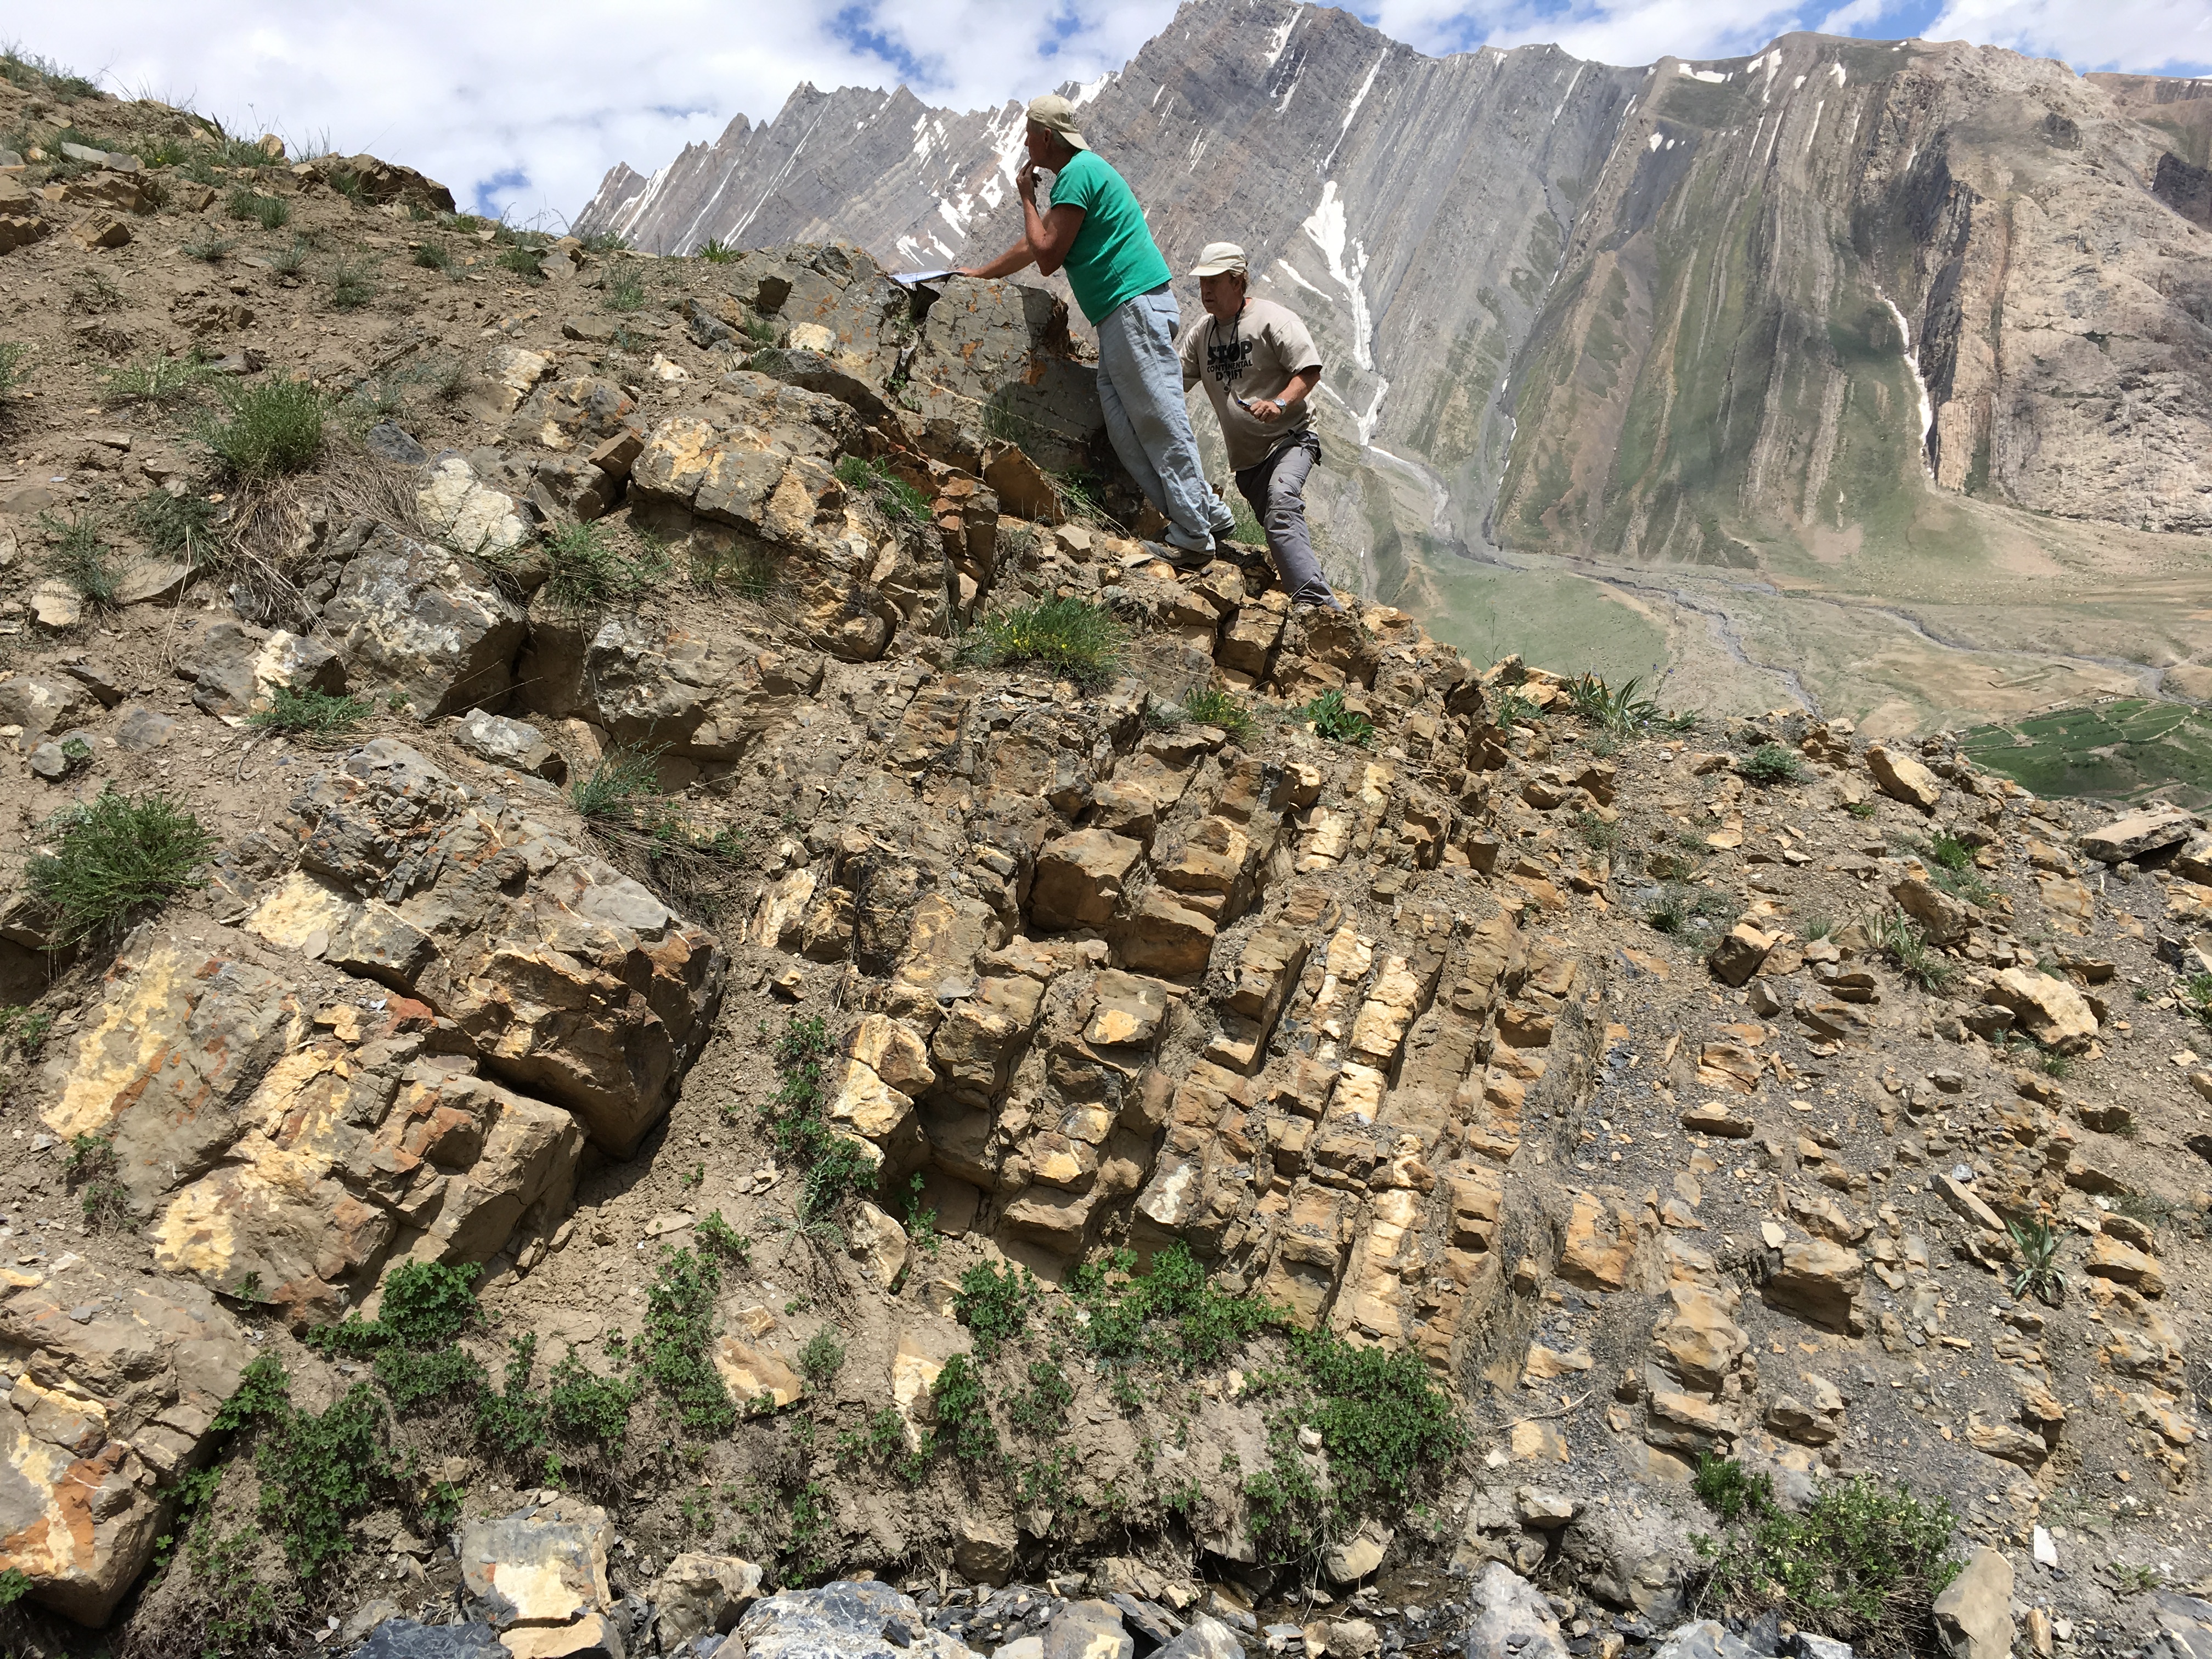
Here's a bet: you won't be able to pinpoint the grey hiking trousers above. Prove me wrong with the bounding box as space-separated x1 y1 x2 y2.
1095 286 1231 552
1235 430 1338 607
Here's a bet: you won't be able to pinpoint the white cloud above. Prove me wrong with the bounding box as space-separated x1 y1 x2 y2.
15 0 2205 228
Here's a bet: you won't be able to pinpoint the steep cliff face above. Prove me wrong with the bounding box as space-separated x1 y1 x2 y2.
580 1 2212 732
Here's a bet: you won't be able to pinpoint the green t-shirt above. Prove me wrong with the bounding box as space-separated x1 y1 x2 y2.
1049 150 1171 326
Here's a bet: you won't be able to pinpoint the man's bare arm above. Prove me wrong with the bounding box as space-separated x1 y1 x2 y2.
959 171 1084 278
1251 365 1322 421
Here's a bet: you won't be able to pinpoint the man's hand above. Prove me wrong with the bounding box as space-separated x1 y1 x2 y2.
1015 165 1040 203
1251 397 1283 423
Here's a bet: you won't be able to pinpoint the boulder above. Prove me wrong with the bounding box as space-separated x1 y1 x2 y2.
906 277 1108 474
1706 923 1778 986
1043 1601 1134 1659
346 1620 510 1658
507 375 639 454
0 1263 252 1624
740 1581 981 1659
1150 1618 1246 1659
1114 888 1218 978
1651 1624 1762 1659
1323 1516 1393 1583
174 618 346 721
454 708 567 780
1031 830 1143 930
1865 746 1941 810
270 741 723 1152
1889 877 1978 945
461 1495 614 1630
1931 1545 2014 1659
1982 967 2098 1053
573 616 825 759
2081 805 2197 864
320 521 526 717
1762 1238 1864 1334
416 457 531 558
1464 1563 1568 1659
651 1553 765 1649
0 673 101 741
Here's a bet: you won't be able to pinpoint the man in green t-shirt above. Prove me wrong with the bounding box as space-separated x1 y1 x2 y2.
960 94 1232 562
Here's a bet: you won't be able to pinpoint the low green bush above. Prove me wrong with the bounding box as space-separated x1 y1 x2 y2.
227 187 291 230
328 258 377 309
0 341 32 397
1738 743 1806 787
1071 1243 1275 1373
832 455 931 524
952 1261 1036 1359
27 790 215 943
132 489 223 563
1692 1459 1962 1651
929 1353 996 1463
1296 689 1374 746
246 687 373 741
799 1329 847 1389
962 597 1124 691
1180 684 1256 741
541 521 668 611
41 510 119 605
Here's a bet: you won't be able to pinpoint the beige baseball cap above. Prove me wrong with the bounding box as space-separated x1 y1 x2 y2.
1026 94 1090 151
1188 241 1248 276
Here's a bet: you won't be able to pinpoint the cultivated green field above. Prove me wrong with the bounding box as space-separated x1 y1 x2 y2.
1960 699 2212 809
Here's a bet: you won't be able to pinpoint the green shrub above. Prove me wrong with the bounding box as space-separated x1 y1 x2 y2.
1179 685 1255 741
28 791 216 944
696 1211 752 1263
1739 744 1807 787
257 1383 388 1578
204 375 326 477
1071 1243 1274 1373
247 686 373 741
105 353 214 408
473 1335 549 1456
0 1566 27 1606
929 1353 996 1463
329 258 378 309
580 230 633 254
952 1262 1036 1359
1008 1359 1073 1435
0 341 30 397
227 187 291 230
546 1345 637 1456
0 1005 54 1059
1844 799 1877 819
411 240 452 272
637 1245 735 1436
1694 1451 1773 1522
1693 1466 1962 1650
799 1329 846 1389
1297 689 1374 746
571 748 665 825
41 510 119 605
541 521 667 611
2007 1215 2064 1304
182 233 236 262
962 597 1124 691
1289 1327 1465 1513
269 236 312 276
697 237 740 262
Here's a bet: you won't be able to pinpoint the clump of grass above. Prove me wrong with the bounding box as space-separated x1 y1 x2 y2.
1869 909 1953 992
2006 1214 2064 1305
246 687 374 743
689 541 778 601
410 353 476 403
203 375 326 477
328 257 377 310
132 491 224 565
1297 689 1375 746
66 270 123 314
411 240 452 273
580 230 633 254
1691 1460 1962 1652
1177 684 1255 741
571 748 665 825
697 237 741 262
1739 743 1807 787
832 455 930 524
1566 671 1658 736
1844 799 1877 820
269 237 312 277
602 268 646 313
103 353 213 408
1493 687 1543 727
0 341 30 398
1227 493 1264 546
0 1006 55 1060
27 789 216 944
227 188 291 231
1922 835 1993 904
541 521 669 611
1576 810 1620 853
41 511 120 605
65 1133 134 1231
182 233 236 263
961 597 1124 691
496 244 545 281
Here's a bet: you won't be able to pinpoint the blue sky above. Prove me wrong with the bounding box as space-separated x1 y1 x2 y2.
18 0 2208 227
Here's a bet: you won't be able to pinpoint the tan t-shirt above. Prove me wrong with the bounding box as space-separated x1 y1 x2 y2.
1178 295 1323 471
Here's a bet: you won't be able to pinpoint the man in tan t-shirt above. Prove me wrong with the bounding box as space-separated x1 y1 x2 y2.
1177 241 1341 610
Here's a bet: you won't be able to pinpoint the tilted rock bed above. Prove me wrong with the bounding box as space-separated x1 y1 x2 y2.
2 75 2212 1659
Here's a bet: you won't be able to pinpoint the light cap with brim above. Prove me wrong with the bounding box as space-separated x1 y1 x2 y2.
1026 94 1090 152
1188 241 1248 277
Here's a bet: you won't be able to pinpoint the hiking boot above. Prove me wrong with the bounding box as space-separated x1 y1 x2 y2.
1146 539 1214 572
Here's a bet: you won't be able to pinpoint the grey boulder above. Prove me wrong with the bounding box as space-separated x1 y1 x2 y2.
1464 1564 1567 1659
739 1581 983 1659
320 518 525 716
454 707 567 781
